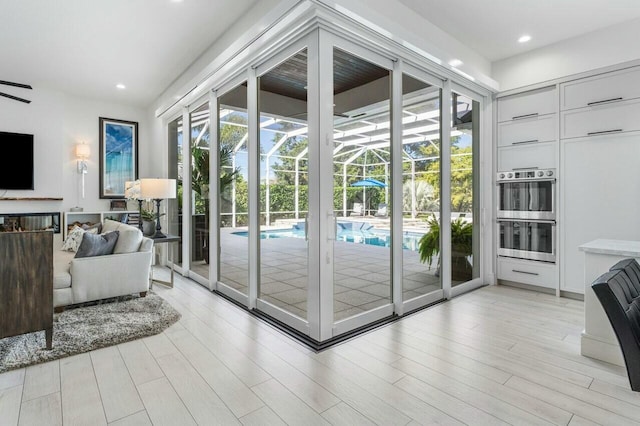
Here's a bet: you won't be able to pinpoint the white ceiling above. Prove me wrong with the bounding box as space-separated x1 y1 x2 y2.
398 0 640 62
0 0 257 107
3 0 640 109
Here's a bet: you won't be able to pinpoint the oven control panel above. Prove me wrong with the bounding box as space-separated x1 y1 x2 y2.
497 168 555 181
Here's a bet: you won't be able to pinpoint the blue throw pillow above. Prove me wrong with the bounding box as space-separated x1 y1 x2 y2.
74 231 119 258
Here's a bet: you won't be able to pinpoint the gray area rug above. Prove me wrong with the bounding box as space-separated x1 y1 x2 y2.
0 292 181 374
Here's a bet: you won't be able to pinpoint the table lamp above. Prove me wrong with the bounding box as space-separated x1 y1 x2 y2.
139 178 176 238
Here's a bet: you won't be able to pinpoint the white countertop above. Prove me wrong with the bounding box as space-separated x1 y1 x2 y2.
579 239 640 257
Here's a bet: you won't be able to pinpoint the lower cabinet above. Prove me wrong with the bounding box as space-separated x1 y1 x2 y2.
497 257 558 290
560 131 640 294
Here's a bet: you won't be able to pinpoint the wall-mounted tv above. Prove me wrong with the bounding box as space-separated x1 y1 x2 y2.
0 131 34 190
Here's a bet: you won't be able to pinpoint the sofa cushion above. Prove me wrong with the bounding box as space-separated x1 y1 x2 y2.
53 250 74 289
61 225 98 252
75 230 119 258
102 219 143 253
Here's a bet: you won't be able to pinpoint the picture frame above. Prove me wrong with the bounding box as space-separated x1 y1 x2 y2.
109 199 127 211
99 117 138 199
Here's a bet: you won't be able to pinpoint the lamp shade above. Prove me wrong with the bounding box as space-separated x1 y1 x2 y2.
124 180 140 199
75 143 90 159
139 178 176 199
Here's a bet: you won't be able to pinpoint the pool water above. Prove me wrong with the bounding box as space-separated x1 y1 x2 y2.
232 222 424 251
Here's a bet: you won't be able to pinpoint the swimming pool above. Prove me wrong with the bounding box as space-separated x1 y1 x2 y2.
232 222 424 251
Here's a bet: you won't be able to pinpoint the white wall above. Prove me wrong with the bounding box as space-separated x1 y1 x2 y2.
492 17 640 91
0 86 148 217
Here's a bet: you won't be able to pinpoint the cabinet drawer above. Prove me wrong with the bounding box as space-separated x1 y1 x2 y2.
561 66 640 111
560 97 640 139
498 257 557 289
497 141 556 171
497 86 557 123
497 113 556 147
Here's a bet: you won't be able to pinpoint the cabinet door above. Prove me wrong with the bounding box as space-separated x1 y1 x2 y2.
560 66 640 111
560 131 640 294
560 98 640 139
497 113 556 147
497 141 556 171
497 86 557 123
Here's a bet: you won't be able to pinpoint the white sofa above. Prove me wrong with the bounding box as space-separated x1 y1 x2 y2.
53 219 154 311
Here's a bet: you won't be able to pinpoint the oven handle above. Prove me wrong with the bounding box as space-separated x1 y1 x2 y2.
496 178 556 184
497 218 556 224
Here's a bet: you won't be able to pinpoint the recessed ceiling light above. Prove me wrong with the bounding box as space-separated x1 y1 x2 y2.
518 35 531 43
116 84 126 90
170 0 183 3
448 59 463 67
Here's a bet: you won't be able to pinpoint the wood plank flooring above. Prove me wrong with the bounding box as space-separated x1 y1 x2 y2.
1 267 639 425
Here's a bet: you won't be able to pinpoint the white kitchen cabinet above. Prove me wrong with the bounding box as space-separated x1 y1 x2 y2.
497 141 556 171
559 131 640 294
497 257 557 289
497 85 557 123
560 65 640 111
560 97 640 139
497 113 556 147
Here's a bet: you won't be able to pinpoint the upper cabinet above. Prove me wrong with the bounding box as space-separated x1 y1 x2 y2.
496 85 558 171
560 66 640 140
497 114 556 147
497 85 557 123
560 66 640 111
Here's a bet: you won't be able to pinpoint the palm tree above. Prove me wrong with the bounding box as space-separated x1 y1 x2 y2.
191 142 239 262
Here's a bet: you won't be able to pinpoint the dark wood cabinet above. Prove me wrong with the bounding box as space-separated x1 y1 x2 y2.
0 230 53 349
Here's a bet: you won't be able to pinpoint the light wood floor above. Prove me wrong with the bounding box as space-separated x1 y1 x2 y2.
1 268 639 425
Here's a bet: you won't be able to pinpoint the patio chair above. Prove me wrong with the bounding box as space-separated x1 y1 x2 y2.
591 264 640 391
375 203 388 217
350 202 364 216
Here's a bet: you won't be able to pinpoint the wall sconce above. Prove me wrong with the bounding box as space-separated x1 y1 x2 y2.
75 143 90 199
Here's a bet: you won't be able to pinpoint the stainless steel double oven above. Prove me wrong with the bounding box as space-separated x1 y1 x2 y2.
497 168 556 262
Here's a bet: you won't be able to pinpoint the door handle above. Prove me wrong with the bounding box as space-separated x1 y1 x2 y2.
512 269 539 276
587 97 623 106
512 113 539 120
587 129 623 136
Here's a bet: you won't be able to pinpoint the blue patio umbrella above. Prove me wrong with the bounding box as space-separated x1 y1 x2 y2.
351 178 387 188
351 178 387 214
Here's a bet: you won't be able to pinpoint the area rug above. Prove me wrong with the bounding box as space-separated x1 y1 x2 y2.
0 293 181 374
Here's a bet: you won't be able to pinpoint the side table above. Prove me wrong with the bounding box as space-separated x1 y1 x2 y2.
0 231 54 349
150 234 181 289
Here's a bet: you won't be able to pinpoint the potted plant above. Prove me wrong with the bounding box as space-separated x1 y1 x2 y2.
140 207 163 237
418 213 473 281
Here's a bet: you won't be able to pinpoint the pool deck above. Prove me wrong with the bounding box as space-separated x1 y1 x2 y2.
202 220 440 322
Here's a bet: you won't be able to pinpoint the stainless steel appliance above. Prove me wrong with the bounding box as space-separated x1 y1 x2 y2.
497 168 556 220
497 219 556 262
497 168 556 263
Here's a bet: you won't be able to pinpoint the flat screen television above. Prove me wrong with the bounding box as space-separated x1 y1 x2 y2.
0 131 34 190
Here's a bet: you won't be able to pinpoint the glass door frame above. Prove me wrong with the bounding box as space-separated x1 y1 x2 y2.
394 62 446 315
252 34 317 337
320 32 397 339
211 71 251 305
449 81 491 298
165 17 494 344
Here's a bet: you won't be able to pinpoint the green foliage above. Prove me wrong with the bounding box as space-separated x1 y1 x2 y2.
418 214 473 269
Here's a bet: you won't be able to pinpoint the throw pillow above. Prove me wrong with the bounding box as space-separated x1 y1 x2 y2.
74 230 120 258
81 222 102 234
61 226 86 252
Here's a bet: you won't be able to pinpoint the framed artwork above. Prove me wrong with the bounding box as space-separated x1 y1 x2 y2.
99 117 138 198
